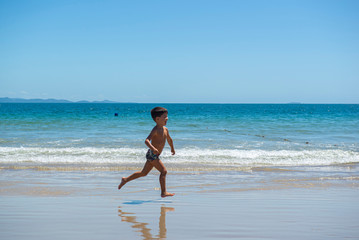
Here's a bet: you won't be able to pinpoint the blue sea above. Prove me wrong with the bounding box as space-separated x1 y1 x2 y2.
1 103 358 169
1 103 359 239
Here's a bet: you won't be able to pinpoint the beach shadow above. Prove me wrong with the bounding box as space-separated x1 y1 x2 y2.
122 200 154 205
123 199 173 205
118 205 175 240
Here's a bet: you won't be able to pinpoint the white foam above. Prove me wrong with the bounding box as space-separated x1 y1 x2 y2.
1 146 358 167
169 148 359 166
0 147 145 164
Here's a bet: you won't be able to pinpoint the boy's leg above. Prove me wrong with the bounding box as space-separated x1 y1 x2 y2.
151 159 174 197
118 160 153 190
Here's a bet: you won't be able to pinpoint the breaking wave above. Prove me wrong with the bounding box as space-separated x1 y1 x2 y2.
1 147 358 167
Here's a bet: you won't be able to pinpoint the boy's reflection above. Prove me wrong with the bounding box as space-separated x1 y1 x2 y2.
118 205 175 240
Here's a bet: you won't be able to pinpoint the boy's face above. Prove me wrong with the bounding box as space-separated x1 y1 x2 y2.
155 113 168 126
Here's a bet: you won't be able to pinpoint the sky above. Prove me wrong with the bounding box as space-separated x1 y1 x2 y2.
1 0 358 103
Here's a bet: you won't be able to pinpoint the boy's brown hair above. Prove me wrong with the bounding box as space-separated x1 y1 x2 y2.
151 107 168 121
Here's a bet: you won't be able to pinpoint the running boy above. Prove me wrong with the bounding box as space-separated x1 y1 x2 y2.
118 107 175 197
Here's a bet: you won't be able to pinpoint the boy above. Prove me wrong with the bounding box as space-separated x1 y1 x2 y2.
118 107 175 198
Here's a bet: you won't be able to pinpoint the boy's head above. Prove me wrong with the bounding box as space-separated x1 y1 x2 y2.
151 107 168 122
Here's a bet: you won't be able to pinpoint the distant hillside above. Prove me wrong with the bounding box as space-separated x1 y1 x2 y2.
0 97 118 103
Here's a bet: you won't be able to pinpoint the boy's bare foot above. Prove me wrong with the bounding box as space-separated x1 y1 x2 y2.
118 178 126 190
161 192 175 198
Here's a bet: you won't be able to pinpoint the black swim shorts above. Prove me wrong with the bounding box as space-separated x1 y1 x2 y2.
146 149 159 161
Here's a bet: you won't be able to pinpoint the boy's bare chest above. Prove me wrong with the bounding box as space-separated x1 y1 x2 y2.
153 129 167 141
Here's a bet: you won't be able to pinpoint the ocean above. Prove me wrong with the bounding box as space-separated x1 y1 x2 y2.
1 103 358 170
1 103 359 239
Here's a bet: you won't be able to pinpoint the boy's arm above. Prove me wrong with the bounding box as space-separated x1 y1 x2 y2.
166 128 175 155
145 128 160 155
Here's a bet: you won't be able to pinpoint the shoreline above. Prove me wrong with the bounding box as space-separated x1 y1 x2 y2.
1 163 359 196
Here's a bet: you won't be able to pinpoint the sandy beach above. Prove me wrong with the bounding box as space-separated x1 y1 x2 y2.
1 167 358 240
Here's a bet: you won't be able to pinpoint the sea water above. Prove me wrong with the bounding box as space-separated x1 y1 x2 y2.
1 103 359 240
0 103 358 169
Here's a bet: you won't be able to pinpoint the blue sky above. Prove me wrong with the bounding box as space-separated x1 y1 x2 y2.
1 0 358 103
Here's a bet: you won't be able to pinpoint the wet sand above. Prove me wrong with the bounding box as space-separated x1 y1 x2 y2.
1 168 359 239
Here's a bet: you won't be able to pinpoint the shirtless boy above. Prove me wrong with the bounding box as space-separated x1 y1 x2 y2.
118 107 175 198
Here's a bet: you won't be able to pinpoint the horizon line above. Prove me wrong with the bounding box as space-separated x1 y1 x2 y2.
0 97 358 104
